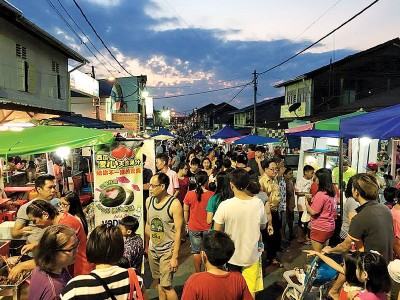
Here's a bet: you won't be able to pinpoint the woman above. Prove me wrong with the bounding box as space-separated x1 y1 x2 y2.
60 191 89 235
183 170 214 272
61 224 148 300
206 171 233 230
201 157 213 176
26 199 92 276
186 151 196 164
29 225 77 300
305 168 336 252
392 189 400 258
177 162 190 242
208 159 223 188
340 176 359 241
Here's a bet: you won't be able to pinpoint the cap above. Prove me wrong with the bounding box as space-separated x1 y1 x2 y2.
365 162 378 171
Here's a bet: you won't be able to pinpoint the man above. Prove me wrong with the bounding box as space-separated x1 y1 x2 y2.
259 159 283 267
145 173 183 300
156 153 179 197
214 168 267 297
181 231 252 300
247 145 267 178
188 157 201 190
332 158 356 186
323 173 393 299
12 174 57 243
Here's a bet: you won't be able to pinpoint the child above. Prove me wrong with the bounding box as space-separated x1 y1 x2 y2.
295 165 314 243
304 249 363 300
181 231 253 300
119 216 144 272
353 251 391 300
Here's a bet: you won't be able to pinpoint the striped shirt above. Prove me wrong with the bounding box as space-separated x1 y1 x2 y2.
60 266 143 300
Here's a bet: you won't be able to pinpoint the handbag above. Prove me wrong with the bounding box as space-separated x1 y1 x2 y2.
128 268 143 300
90 272 117 300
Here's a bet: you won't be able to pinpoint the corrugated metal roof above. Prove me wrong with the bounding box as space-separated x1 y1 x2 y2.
274 37 400 88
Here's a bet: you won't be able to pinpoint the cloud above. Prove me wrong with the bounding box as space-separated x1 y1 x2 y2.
82 0 122 7
9 0 384 112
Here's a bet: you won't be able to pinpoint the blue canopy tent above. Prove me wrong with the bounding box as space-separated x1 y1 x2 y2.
151 128 175 140
288 129 340 138
210 125 242 139
192 131 207 139
340 103 400 139
233 134 279 144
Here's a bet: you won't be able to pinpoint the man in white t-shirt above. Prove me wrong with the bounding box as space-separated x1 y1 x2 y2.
295 165 314 243
214 168 267 297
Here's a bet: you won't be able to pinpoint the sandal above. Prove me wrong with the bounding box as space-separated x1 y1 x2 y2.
271 259 284 268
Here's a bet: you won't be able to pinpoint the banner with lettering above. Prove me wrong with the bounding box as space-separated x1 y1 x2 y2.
93 140 144 235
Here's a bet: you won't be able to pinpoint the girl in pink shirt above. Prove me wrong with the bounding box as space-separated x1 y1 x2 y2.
305 168 336 252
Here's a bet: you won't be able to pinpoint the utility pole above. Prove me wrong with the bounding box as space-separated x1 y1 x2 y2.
253 70 258 135
138 75 147 132
91 66 100 120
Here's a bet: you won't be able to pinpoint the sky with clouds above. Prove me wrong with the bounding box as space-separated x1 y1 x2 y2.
8 0 400 114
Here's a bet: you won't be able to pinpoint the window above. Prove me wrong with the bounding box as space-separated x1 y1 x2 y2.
16 44 27 60
286 90 297 105
52 61 60 73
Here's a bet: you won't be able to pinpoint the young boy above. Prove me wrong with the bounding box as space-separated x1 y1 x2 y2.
295 165 315 243
119 216 144 272
181 231 253 300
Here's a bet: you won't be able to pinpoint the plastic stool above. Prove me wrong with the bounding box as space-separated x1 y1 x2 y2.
1 211 16 221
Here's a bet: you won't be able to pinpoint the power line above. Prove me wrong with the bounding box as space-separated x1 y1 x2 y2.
258 0 380 76
152 83 251 100
55 0 122 75
44 0 116 76
72 0 134 77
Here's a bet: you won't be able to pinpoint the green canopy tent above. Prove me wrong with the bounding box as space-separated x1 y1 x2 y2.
0 125 115 156
314 110 365 131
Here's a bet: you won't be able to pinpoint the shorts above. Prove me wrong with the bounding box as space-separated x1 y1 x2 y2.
310 228 334 243
242 257 264 293
189 230 205 254
227 257 263 293
148 250 173 287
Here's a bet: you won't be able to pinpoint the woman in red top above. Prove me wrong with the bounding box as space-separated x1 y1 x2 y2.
184 170 214 272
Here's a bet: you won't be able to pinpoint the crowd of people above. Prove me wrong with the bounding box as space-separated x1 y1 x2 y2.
5 139 400 300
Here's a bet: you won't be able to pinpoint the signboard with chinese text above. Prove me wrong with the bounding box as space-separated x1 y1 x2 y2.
93 140 143 233
112 113 140 133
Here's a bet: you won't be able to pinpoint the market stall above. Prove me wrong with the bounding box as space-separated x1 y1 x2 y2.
340 103 400 176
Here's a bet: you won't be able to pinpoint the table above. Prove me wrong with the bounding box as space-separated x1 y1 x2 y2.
4 186 35 200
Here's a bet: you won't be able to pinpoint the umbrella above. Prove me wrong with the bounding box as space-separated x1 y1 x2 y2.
210 125 242 139
192 131 207 139
233 134 279 144
151 128 175 140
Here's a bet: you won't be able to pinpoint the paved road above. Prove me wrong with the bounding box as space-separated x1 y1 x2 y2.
143 238 312 299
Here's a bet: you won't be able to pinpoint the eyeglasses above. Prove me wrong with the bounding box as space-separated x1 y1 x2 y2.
149 183 163 189
59 203 70 208
268 168 279 171
56 241 80 253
